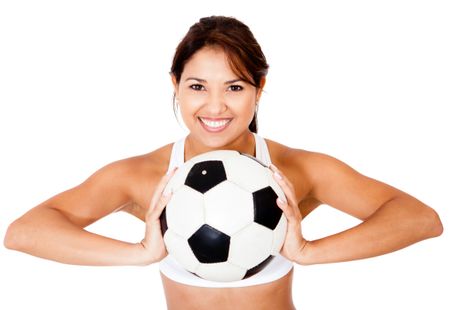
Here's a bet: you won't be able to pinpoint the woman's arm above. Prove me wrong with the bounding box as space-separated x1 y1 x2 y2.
4 205 146 265
276 150 443 265
4 158 162 266
299 193 442 265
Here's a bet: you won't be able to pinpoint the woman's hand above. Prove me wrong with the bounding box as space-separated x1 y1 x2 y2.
270 164 309 264
139 167 177 265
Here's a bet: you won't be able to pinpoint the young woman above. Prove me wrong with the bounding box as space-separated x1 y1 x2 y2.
4 16 443 310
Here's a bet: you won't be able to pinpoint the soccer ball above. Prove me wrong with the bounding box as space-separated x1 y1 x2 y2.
160 150 287 282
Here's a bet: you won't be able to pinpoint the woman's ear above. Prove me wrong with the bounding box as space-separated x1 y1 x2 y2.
171 73 179 98
257 77 266 101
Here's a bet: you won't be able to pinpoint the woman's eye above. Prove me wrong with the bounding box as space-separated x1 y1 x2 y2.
229 85 243 92
190 84 205 91
189 84 243 91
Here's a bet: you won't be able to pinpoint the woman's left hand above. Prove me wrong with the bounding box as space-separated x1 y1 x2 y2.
270 164 309 264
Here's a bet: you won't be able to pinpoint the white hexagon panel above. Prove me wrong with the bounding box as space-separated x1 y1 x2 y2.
195 261 247 282
163 230 200 273
223 154 271 193
203 180 254 236
166 185 205 238
228 222 274 269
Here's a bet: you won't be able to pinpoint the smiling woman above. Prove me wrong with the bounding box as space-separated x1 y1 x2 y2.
3 15 443 310
173 46 262 151
170 16 268 137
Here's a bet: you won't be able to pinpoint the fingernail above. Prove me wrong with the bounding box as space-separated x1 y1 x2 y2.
274 171 282 180
166 166 178 176
277 197 286 204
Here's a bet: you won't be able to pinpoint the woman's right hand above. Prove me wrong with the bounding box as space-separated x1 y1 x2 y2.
139 167 177 265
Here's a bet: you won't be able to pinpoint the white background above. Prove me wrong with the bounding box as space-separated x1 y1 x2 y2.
1 1 449 309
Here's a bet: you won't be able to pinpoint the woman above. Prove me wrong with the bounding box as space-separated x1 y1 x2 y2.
4 16 443 310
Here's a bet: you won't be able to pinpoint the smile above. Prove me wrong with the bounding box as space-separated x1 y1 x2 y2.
198 117 232 132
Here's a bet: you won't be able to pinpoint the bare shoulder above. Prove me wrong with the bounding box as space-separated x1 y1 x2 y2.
115 142 173 179
111 142 174 218
39 142 175 226
264 138 324 217
266 138 405 219
91 142 172 190
264 137 317 181
265 137 354 186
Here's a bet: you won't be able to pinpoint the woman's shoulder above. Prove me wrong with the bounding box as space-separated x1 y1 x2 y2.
264 137 327 214
264 137 314 186
264 137 311 167
91 142 174 198
105 142 175 218
264 137 341 172
265 136 367 199
111 142 174 179
264 137 351 190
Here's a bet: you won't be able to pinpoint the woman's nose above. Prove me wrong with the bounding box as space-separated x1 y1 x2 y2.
205 92 227 114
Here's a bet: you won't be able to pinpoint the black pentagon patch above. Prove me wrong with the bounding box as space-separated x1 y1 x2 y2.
243 255 274 279
185 161 227 194
188 224 230 263
160 207 168 237
253 186 283 230
238 152 268 168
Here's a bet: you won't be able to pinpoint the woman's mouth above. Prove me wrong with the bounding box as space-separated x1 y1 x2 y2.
198 117 232 133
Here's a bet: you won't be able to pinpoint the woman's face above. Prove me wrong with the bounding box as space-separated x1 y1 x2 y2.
173 46 263 149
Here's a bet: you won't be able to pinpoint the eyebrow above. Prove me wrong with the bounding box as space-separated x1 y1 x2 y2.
184 77 243 84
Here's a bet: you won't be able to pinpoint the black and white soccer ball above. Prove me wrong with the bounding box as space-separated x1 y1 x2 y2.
160 150 287 282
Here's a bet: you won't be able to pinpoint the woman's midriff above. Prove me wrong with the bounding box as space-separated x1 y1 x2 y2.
160 268 296 310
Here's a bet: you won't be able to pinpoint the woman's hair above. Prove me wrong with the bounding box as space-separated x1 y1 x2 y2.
171 16 269 133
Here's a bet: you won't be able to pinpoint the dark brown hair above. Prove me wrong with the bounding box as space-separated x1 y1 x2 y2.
171 16 269 133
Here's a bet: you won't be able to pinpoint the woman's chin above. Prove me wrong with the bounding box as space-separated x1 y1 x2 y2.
199 136 231 150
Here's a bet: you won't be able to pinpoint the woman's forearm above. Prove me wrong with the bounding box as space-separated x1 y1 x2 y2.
297 195 443 265
4 207 150 266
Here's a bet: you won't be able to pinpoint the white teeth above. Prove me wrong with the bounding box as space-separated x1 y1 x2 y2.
200 118 231 128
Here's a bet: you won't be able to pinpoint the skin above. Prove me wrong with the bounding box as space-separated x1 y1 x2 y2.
4 46 443 310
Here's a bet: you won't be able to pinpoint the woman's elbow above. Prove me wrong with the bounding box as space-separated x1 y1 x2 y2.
4 219 28 251
422 207 443 238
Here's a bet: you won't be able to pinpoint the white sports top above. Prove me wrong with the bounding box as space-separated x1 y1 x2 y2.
159 132 294 288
